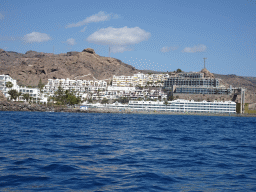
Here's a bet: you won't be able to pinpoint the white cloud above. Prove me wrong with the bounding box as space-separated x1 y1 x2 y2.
23 32 51 43
66 11 117 28
66 38 76 46
110 46 132 53
87 26 151 47
160 46 178 53
0 36 16 41
182 44 207 53
80 26 87 32
161 46 170 52
0 13 4 20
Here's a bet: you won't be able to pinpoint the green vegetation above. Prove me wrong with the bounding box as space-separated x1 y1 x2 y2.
236 103 240 113
54 86 81 105
87 98 93 103
176 69 182 73
236 103 256 114
38 78 44 92
5 81 13 88
101 98 109 104
8 89 18 100
167 95 174 101
115 97 129 104
135 85 143 90
244 103 256 114
23 93 30 102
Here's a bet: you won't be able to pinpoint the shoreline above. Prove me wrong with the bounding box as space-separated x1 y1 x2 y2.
1 101 256 117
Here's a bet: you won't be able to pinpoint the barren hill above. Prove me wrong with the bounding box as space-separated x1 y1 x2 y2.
0 48 255 103
0 48 139 86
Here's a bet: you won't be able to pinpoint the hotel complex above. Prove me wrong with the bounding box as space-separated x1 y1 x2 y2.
85 99 237 114
0 75 41 101
112 73 169 87
163 71 234 95
0 69 243 114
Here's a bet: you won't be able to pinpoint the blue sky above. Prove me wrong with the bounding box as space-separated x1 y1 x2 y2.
1 0 255 76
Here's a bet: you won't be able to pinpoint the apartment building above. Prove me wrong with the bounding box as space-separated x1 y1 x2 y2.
0 74 41 101
43 78 108 96
112 73 169 87
0 75 20 97
162 72 237 95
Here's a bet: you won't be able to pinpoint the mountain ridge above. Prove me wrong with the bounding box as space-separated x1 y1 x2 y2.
0 48 139 86
0 48 255 103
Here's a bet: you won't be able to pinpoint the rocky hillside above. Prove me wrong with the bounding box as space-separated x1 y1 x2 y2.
0 48 139 86
0 91 6 101
0 48 255 103
214 74 256 93
213 74 256 103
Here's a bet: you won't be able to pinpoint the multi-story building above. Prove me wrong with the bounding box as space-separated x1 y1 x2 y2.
0 75 20 97
162 71 236 95
84 99 237 114
43 78 108 96
164 72 219 88
112 73 169 87
128 99 236 113
0 74 41 101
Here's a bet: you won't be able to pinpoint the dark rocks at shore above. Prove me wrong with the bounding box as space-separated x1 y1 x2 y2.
0 101 95 113
1 101 255 117
0 101 53 112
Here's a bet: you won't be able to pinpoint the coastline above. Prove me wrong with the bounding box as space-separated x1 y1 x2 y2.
1 101 256 117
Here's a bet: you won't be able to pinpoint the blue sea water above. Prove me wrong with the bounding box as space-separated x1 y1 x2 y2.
0 111 256 191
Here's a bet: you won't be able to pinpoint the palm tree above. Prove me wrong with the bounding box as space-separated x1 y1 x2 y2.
38 78 44 93
8 89 18 100
17 91 22 101
23 93 30 102
5 81 13 88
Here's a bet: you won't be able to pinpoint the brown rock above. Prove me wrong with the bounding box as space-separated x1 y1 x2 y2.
82 48 95 54
0 91 6 101
0 48 139 86
201 68 215 78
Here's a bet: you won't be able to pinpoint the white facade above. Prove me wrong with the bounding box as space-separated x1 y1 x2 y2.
84 99 236 114
104 86 136 99
128 99 236 113
0 74 20 97
112 73 169 87
43 78 107 96
0 74 42 102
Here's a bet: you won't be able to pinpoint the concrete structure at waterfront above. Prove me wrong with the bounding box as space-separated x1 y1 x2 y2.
83 99 237 114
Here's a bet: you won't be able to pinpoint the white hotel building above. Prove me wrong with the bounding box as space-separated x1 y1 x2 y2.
128 99 236 114
0 74 41 101
85 99 237 114
112 73 169 87
43 78 108 98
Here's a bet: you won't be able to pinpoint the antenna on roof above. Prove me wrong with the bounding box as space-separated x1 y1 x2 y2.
203 58 207 69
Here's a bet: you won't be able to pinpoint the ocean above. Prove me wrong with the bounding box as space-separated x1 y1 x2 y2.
0 111 256 191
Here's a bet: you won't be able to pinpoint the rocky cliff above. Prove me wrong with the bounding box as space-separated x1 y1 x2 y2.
0 48 139 86
0 48 255 103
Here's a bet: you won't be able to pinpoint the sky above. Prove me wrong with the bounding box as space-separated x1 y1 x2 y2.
0 0 255 77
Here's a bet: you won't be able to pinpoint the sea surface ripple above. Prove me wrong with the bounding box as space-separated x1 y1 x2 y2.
0 111 256 191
